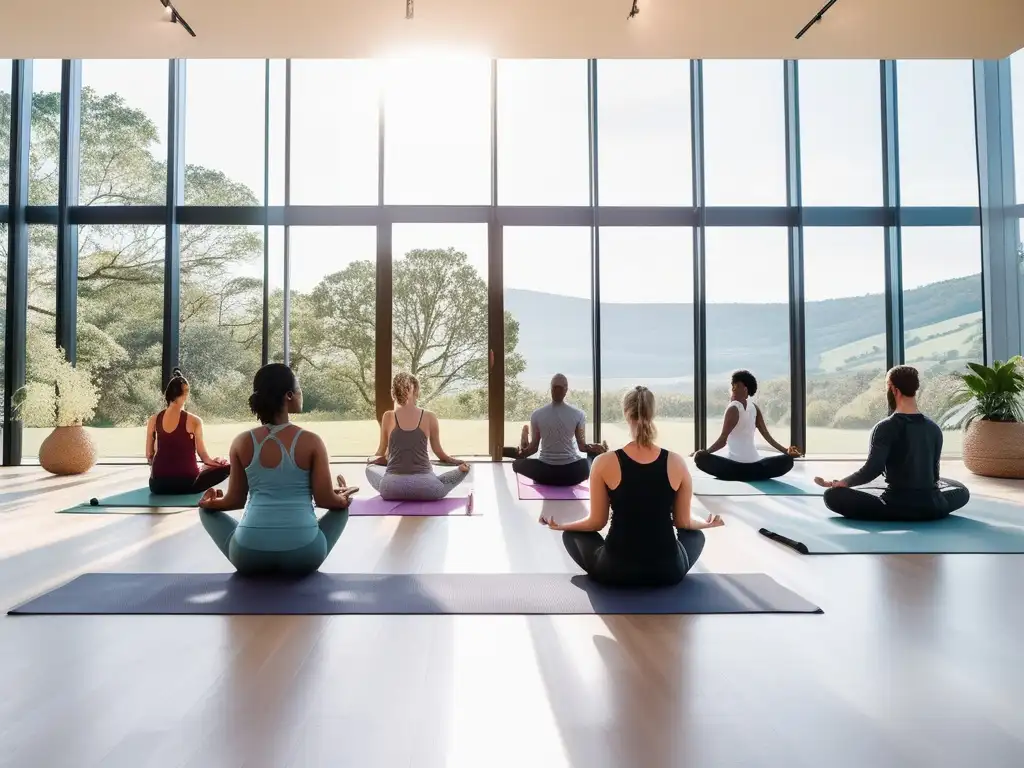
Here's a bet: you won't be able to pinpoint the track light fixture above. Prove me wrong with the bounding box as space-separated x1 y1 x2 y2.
795 0 840 40
158 0 196 38
627 0 639 19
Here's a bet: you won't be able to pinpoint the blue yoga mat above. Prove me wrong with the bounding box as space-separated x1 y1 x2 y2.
726 495 1024 554
59 487 203 513
691 474 824 497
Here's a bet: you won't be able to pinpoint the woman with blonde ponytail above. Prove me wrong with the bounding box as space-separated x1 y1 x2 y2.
539 385 723 587
365 372 470 500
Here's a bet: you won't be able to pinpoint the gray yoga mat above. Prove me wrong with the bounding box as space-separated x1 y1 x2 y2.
691 474 824 497
727 496 1024 554
8 572 821 615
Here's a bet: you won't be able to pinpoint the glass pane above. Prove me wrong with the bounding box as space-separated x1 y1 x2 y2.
799 60 883 206
705 228 791 448
289 227 377 456
897 60 979 206
178 225 263 457
21 226 58 460
497 60 589 205
503 227 593 449
76 224 164 458
184 60 264 205
384 57 490 204
703 61 786 206
901 227 983 456
0 224 5 426
268 60 287 206
600 228 693 454
393 224 489 457
0 60 11 205
1012 51 1024 201
268 225 285 363
597 60 692 206
804 228 887 456
80 60 168 206
29 59 62 206
290 60 379 205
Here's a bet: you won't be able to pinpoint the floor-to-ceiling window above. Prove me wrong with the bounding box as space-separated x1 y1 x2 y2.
3 55 1013 464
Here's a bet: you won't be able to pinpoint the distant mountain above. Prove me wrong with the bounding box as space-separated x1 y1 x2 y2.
504 275 982 386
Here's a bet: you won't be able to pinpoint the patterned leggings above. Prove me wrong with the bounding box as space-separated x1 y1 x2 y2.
365 464 469 501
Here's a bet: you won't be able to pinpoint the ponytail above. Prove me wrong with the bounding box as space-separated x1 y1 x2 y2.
623 385 657 448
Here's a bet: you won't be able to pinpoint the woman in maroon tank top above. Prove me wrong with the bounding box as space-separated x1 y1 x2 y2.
146 369 230 495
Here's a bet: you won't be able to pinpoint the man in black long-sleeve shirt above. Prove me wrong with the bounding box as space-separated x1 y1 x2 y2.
814 366 970 522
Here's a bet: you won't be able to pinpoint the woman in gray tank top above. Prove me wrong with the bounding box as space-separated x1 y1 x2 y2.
363 372 470 501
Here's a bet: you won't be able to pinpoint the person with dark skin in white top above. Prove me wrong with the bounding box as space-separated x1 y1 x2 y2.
503 373 607 486
692 370 802 482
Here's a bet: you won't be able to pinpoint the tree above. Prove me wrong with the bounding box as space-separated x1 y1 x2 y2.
293 247 525 415
0 87 262 426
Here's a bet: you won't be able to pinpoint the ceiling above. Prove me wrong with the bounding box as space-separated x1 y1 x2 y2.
1 0 1022 60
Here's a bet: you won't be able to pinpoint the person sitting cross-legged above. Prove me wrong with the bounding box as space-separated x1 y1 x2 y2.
692 369 801 482
503 373 607 487
814 365 970 522
539 386 724 587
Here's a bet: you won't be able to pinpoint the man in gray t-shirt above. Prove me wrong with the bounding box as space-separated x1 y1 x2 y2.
503 374 607 486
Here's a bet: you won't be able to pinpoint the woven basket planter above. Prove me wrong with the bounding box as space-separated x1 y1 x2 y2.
38 425 97 476
962 420 1024 479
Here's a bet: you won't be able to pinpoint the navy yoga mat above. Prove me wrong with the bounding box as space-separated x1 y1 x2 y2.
726 495 1024 554
8 572 821 615
691 474 824 497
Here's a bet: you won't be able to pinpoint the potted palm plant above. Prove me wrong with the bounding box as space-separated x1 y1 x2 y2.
14 343 100 475
943 357 1024 479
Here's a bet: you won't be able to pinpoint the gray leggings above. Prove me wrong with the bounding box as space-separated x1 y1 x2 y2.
198 508 349 577
365 464 469 501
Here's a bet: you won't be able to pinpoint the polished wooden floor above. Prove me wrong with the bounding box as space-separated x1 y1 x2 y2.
1 460 1023 768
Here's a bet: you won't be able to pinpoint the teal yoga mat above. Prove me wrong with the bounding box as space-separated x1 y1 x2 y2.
726 495 1024 554
691 474 824 497
59 487 203 514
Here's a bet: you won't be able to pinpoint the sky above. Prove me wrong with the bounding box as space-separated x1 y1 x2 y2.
5 54 1020 306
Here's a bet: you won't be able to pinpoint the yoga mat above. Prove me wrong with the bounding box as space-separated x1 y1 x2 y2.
348 495 474 516
58 487 203 513
516 475 589 501
8 572 821 615
691 474 824 497
727 496 1024 554
61 488 473 516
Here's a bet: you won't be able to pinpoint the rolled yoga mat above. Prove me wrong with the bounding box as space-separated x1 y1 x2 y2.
516 475 589 501
726 495 1024 554
8 572 821 616
691 474 824 497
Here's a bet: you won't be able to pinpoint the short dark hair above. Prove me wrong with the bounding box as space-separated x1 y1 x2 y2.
887 365 920 397
731 369 758 396
164 368 188 405
248 363 299 424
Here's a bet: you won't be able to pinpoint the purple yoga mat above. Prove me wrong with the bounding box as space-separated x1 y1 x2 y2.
516 475 590 501
347 494 474 516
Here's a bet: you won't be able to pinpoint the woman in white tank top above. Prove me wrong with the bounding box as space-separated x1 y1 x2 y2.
692 370 802 482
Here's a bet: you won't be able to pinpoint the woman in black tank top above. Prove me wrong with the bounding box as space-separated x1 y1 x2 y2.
540 386 724 587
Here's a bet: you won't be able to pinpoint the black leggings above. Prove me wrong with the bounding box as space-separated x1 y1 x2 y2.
561 529 705 587
149 465 230 495
823 479 970 522
503 450 591 487
694 451 794 482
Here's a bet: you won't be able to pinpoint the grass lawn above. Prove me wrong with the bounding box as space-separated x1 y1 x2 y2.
23 418 964 462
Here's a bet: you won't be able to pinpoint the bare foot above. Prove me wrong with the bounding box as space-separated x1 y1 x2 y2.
458 463 470 473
